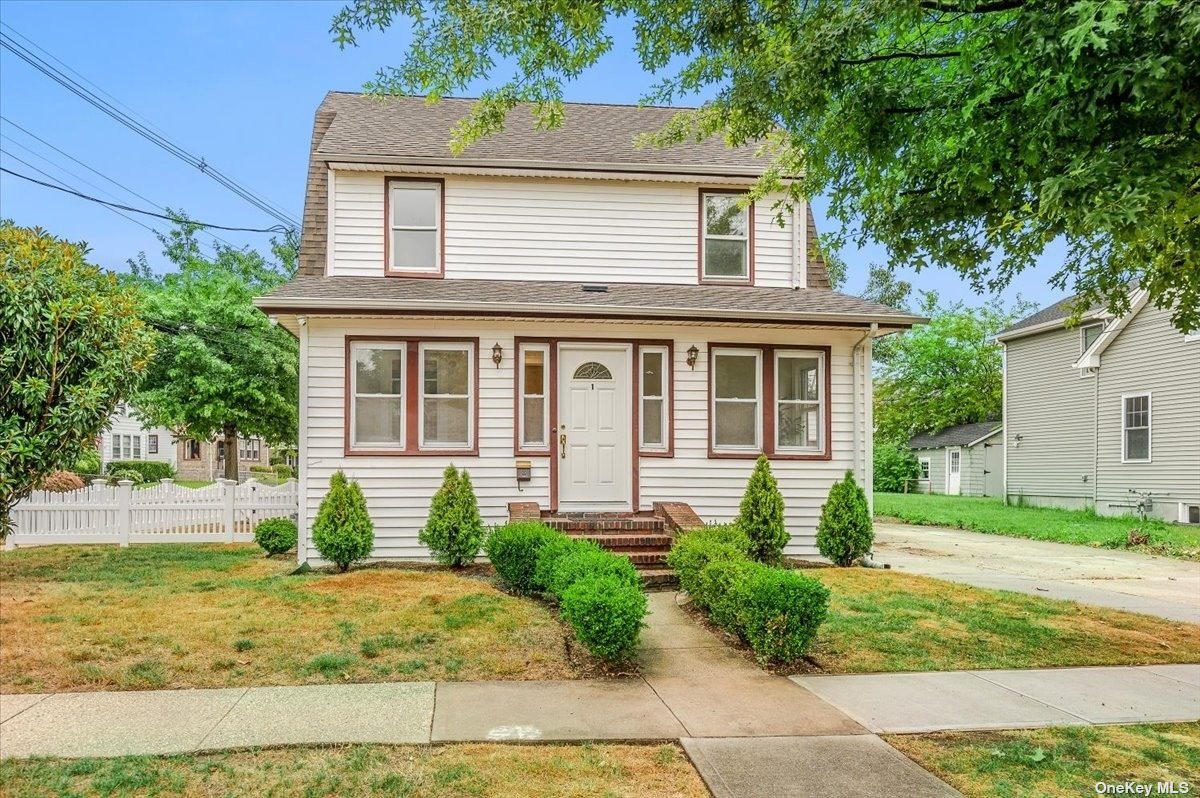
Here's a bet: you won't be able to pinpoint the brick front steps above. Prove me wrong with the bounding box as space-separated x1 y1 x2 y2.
506 502 704 590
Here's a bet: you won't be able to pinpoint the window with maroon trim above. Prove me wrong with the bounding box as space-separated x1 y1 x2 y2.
639 346 669 451
387 180 441 274
518 343 549 452
349 339 477 454
701 192 751 282
710 346 827 457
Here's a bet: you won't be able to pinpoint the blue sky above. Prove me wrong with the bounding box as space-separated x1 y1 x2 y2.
0 0 1063 308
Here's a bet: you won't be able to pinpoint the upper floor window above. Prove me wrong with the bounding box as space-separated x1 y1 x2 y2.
1080 323 1103 353
700 191 752 283
386 179 442 276
1122 393 1151 463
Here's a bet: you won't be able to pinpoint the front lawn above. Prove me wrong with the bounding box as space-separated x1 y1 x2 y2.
798 567 1200 673
887 723 1200 798
874 492 1200 560
0 545 587 693
0 743 708 798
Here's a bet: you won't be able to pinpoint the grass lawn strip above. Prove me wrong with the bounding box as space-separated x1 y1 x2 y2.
0 545 590 693
799 567 1200 674
887 722 1200 798
874 492 1200 561
0 742 708 798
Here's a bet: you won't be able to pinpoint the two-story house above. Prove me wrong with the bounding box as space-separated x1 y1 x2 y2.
99 403 177 474
998 288 1200 523
255 93 921 565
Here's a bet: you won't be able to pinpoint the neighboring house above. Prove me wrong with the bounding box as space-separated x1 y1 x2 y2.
99 403 177 473
255 93 921 565
176 435 272 482
908 422 1003 496
998 289 1200 523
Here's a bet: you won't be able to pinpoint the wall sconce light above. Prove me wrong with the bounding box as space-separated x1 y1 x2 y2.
492 342 503 368
1013 433 1023 449
686 345 700 369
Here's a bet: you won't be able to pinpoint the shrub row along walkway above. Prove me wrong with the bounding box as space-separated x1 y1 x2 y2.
3 595 1197 795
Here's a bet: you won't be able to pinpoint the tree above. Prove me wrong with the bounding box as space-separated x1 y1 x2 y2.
736 455 788 564
874 292 1031 442
131 223 298 480
0 222 154 536
332 0 1200 332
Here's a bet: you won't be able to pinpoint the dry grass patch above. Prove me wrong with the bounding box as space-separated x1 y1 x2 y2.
887 723 1200 797
798 567 1200 673
0 545 587 693
0 742 708 798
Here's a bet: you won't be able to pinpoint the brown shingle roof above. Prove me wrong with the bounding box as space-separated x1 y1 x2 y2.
257 276 922 327
297 92 833 286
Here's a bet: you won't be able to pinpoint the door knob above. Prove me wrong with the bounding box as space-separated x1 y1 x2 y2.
559 432 567 459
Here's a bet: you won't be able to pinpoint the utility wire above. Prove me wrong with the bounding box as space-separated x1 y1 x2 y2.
0 27 300 229
0 115 238 250
1 166 293 233
1 148 160 235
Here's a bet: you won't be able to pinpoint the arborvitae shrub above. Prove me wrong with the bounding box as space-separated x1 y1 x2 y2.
816 470 874 566
736 455 788 563
419 465 485 567
484 522 560 594
311 470 374 571
254 517 298 556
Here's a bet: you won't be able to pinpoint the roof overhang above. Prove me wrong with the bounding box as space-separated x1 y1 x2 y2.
1072 289 1149 369
319 152 770 181
996 307 1112 343
327 160 764 185
254 294 924 329
966 427 1004 447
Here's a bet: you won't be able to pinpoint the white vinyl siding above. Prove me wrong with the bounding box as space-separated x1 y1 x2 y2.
327 173 799 286
299 318 863 561
640 346 668 450
1121 393 1151 463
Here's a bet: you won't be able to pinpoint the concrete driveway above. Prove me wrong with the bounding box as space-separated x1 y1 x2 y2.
872 523 1200 624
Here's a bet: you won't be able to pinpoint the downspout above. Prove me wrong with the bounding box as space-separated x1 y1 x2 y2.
1093 363 1100 511
851 323 877 488
793 198 808 289
296 315 310 565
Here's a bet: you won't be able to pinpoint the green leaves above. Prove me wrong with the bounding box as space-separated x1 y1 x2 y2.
0 222 155 535
333 0 1200 331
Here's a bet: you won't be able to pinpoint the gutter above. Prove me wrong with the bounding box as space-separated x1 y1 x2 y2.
319 151 777 179
996 308 1112 343
253 295 927 328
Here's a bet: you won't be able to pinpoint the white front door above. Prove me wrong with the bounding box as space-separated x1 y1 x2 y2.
558 345 631 509
946 447 962 495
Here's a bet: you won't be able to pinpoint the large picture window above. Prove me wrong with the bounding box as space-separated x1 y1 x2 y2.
518 344 549 451
420 343 473 450
712 349 762 450
640 346 669 451
386 179 442 275
701 192 752 282
775 351 824 452
347 338 478 455
1122 393 1151 462
351 342 405 449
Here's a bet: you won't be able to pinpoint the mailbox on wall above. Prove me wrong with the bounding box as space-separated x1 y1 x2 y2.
515 460 532 484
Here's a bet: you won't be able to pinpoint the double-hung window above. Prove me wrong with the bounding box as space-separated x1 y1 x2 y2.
712 349 762 450
640 346 669 451
148 434 158 455
701 192 751 281
387 179 441 275
775 351 824 452
132 436 142 460
351 342 405 450
121 435 132 460
111 436 121 460
420 343 473 450
1080 323 1103 354
518 344 549 451
1122 393 1151 462
919 458 931 480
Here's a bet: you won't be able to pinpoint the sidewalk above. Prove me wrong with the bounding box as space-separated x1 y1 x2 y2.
874 522 1200 623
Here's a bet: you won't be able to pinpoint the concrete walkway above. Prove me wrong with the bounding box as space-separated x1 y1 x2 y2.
874 522 1200 623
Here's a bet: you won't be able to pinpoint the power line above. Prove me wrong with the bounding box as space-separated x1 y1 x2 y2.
0 148 159 235
0 115 238 250
0 27 300 230
1 166 294 233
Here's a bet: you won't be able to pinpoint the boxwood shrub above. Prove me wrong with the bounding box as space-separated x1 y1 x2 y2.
531 534 582 594
668 523 829 664
254 517 298 556
484 521 561 594
546 544 641 600
560 574 647 662
105 460 174 483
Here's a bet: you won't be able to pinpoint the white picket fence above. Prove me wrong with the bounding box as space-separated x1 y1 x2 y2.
5 478 298 549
